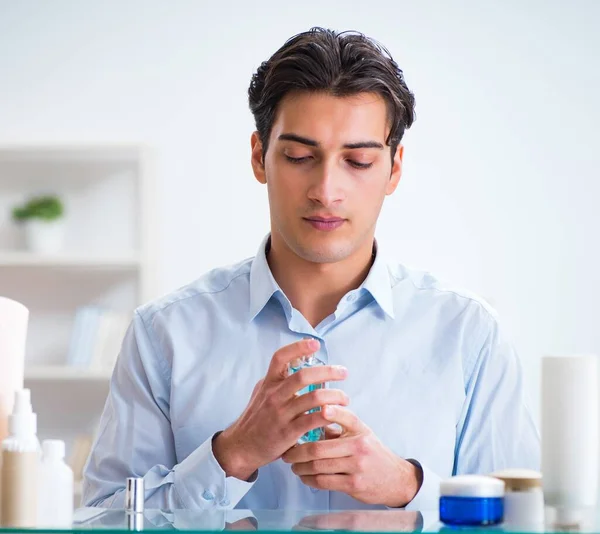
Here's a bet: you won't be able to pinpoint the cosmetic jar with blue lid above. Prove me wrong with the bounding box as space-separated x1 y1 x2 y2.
440 475 505 526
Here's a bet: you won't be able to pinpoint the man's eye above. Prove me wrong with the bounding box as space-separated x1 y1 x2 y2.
285 155 311 164
348 160 373 169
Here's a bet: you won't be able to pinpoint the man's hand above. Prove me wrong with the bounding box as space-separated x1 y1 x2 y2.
282 405 423 508
213 339 349 481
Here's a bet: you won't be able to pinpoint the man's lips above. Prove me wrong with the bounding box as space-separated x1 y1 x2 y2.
303 217 346 231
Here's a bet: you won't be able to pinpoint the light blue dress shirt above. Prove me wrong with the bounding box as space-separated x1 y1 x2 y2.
82 234 540 511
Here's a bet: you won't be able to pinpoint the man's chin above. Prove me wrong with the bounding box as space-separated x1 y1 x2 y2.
294 239 354 264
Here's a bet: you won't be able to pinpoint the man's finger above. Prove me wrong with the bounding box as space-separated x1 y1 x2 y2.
279 366 348 401
289 389 349 419
324 424 343 440
291 456 354 476
299 474 350 493
250 378 264 399
282 436 353 463
265 339 320 382
322 405 366 434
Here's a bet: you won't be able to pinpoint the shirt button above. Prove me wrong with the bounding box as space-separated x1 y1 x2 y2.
346 293 356 303
310 487 319 493
202 489 215 501
220 498 231 506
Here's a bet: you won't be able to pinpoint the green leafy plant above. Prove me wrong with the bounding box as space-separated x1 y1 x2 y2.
12 195 65 223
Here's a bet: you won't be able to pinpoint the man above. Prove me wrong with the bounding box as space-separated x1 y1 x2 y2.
83 27 539 511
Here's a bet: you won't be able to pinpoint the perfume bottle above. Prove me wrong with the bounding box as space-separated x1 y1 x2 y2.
288 354 326 444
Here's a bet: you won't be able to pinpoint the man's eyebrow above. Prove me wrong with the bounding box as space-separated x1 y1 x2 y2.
278 133 384 150
343 141 384 150
278 133 319 147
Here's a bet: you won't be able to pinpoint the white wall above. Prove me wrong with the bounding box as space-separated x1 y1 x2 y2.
1 0 599 420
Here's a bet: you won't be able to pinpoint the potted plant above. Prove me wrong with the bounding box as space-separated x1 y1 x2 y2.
12 195 66 254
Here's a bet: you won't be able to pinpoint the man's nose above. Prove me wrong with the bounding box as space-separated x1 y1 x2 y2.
306 160 345 207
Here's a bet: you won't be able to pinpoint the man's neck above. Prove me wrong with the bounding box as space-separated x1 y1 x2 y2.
266 233 375 328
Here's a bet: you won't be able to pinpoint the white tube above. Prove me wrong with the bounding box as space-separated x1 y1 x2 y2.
0 297 29 443
542 354 599 520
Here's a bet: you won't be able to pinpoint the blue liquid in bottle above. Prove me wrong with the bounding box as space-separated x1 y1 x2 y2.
288 354 326 444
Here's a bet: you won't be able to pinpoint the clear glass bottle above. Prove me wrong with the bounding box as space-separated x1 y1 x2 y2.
288 354 326 444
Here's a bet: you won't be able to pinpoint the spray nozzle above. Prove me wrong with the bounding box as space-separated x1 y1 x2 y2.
12 389 33 415
8 388 37 437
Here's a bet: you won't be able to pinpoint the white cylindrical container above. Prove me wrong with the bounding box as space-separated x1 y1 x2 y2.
0 389 40 528
38 439 74 528
542 354 599 526
491 469 544 528
0 297 29 444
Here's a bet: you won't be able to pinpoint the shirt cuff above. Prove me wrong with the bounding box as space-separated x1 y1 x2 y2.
400 459 441 512
174 432 257 509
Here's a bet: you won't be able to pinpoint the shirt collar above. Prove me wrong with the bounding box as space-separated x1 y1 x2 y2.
248 234 284 322
360 240 395 319
248 234 395 322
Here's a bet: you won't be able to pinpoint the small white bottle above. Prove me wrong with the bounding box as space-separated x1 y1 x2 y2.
491 468 544 529
0 389 40 528
38 439 74 528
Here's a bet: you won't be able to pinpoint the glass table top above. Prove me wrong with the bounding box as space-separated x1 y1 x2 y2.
0 506 599 533
72 508 428 531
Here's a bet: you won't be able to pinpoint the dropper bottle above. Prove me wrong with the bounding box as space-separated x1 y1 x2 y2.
0 389 40 528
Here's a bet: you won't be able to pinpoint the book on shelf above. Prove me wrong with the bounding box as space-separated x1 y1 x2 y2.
67 306 131 371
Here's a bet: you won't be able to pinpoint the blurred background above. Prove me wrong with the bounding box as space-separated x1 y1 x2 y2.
0 0 598 500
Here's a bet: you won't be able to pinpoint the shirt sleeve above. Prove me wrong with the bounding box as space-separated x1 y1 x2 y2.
81 310 257 510
401 460 441 512
402 309 540 510
454 311 540 475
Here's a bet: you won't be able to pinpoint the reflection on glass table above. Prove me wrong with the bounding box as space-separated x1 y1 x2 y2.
70 508 426 532
0 506 596 533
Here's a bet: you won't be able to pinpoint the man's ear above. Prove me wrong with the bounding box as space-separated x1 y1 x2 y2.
386 144 403 195
251 132 266 184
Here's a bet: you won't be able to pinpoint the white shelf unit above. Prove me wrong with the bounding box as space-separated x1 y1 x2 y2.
25 365 113 381
0 143 157 464
0 251 141 268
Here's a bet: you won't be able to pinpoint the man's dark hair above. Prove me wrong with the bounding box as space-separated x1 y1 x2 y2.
248 27 416 164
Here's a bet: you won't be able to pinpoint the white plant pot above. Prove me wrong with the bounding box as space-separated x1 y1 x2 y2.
24 220 66 254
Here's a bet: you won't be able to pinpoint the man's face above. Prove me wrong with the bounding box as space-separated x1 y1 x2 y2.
251 91 403 264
